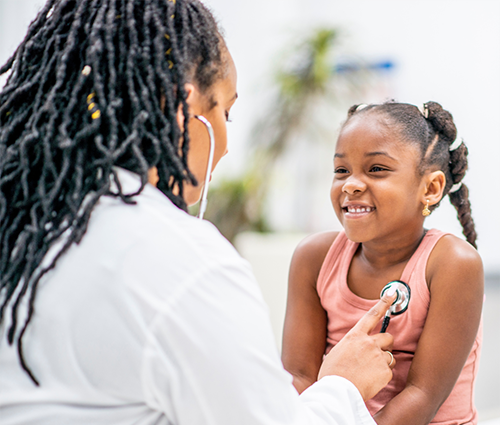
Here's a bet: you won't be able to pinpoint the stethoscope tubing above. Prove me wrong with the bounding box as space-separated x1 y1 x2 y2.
194 115 215 220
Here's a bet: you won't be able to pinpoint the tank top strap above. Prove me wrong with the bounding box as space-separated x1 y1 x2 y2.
317 231 358 298
400 229 449 300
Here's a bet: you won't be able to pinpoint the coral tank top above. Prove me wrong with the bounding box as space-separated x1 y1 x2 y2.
317 230 482 424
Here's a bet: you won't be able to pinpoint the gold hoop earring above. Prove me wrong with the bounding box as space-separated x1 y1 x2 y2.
422 200 431 217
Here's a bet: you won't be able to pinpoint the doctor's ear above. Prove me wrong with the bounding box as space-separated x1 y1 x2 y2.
421 170 446 207
176 83 205 132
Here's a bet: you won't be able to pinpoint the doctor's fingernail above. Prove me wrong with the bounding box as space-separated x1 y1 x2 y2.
385 286 397 297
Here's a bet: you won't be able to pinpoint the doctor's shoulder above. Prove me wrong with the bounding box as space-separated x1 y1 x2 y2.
289 231 340 289
151 202 242 265
425 233 483 295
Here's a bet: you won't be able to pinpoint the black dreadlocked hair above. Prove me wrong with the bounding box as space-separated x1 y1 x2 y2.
345 101 477 249
0 0 227 385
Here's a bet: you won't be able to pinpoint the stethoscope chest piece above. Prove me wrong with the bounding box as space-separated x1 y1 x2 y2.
379 280 411 333
380 280 411 315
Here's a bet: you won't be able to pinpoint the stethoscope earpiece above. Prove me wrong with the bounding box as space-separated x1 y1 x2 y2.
379 280 411 333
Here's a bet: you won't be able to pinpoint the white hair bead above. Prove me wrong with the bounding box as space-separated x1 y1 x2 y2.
449 136 464 152
449 182 463 193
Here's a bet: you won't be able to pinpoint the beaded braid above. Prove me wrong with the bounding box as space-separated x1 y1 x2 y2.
346 101 477 249
424 102 477 248
0 0 226 385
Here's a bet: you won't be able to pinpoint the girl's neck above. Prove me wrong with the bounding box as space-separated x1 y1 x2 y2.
358 228 427 270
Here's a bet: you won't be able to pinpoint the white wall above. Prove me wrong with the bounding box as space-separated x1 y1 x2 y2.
0 0 45 73
2 1 498 273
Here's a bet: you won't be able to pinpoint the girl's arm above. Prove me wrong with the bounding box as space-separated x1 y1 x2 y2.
281 231 338 394
373 235 484 425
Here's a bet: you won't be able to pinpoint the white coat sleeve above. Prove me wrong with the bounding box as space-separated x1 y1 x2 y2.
140 257 376 425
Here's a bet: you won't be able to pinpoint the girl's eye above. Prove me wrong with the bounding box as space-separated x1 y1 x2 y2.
370 166 387 172
334 167 349 174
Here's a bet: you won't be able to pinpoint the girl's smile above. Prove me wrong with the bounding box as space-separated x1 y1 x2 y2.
341 202 376 218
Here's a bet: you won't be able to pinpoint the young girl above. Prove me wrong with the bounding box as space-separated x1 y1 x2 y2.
282 101 483 425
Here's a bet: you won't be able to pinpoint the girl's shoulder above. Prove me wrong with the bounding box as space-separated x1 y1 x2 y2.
290 231 341 282
294 231 340 262
426 231 483 289
429 232 482 268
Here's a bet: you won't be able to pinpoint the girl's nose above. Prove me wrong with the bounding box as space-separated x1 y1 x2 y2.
342 176 366 195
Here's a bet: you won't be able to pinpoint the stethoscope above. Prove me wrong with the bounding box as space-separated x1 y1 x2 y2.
193 115 215 220
379 280 411 333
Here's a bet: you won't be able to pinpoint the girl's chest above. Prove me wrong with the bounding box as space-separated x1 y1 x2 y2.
320 251 430 352
346 255 409 300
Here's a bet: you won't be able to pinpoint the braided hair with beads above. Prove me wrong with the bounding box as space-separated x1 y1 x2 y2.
345 101 477 249
0 0 227 384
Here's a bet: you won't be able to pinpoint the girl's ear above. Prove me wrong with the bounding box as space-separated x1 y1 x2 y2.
422 170 446 206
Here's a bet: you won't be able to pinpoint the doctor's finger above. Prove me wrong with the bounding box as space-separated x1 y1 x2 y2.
349 293 397 336
371 332 394 352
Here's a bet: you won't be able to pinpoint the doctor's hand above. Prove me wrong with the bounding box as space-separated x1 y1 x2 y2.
318 292 397 401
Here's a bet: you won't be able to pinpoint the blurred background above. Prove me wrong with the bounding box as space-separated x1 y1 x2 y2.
1 0 499 421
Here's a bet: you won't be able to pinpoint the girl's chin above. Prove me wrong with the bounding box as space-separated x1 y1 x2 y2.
343 227 371 244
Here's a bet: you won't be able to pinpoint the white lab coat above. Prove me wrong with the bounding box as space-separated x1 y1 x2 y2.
0 168 375 425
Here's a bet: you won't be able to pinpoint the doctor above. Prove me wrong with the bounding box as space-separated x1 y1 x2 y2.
0 0 396 423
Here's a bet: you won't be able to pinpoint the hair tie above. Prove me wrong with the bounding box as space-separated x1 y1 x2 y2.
418 103 429 119
449 135 463 152
356 104 368 112
449 182 462 194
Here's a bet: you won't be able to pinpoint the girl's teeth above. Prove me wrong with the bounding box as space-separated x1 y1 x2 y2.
348 207 373 213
